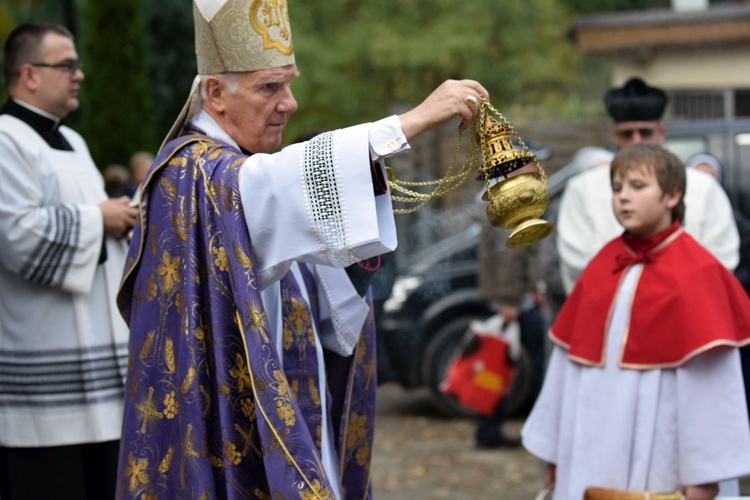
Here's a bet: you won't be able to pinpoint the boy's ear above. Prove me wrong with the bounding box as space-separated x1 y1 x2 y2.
664 189 682 209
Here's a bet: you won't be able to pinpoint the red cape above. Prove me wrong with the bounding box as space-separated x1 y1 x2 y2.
551 229 750 369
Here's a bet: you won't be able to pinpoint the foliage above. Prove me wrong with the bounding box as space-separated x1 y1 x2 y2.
0 0 78 104
286 0 584 141
0 0 677 155
144 0 196 145
80 0 156 168
560 0 670 12
0 0 76 32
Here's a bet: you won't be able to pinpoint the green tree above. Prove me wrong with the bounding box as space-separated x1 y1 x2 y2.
0 0 681 153
0 0 79 103
80 0 155 168
144 0 195 145
561 0 669 13
286 0 582 142
0 0 76 33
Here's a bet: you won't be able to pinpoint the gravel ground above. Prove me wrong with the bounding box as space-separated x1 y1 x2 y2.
371 383 546 499
371 383 750 499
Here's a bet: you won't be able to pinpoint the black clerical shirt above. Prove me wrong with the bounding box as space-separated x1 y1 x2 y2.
0 99 73 151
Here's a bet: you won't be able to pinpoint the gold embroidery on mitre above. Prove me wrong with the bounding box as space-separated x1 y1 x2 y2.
248 0 293 55
193 0 295 75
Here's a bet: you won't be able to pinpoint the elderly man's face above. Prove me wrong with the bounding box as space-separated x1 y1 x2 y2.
222 65 298 153
612 120 666 150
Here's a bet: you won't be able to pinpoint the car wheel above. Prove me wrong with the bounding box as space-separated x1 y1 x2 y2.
422 315 535 418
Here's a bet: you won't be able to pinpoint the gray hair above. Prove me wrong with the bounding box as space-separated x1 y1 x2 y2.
199 73 242 103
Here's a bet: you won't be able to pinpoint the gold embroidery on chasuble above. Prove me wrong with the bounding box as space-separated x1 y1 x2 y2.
144 277 157 301
308 377 321 407
135 386 163 434
234 422 261 458
229 353 253 393
212 244 229 272
280 287 323 447
172 210 190 243
236 311 331 500
156 251 181 292
253 487 272 500
345 413 368 451
355 439 371 467
164 338 176 373
199 386 212 419
140 488 159 500
336 326 376 478
241 397 256 420
138 331 155 361
163 391 178 419
181 367 197 394
159 176 178 201
180 423 201 489
169 155 188 168
223 441 243 465
157 446 174 474
244 297 268 342
276 397 297 427
124 453 149 493
272 370 288 396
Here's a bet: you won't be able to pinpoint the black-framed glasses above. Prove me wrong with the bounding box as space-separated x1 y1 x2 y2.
615 127 657 140
30 61 83 76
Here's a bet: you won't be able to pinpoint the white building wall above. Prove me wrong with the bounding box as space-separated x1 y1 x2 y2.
671 0 709 11
613 46 750 90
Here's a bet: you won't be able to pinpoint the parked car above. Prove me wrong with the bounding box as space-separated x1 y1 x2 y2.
378 161 568 419
378 117 750 418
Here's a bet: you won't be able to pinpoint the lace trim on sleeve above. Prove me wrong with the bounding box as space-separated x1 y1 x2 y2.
301 132 359 268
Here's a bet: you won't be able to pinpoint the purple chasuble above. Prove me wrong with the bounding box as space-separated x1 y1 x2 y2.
279 271 323 449
116 132 377 499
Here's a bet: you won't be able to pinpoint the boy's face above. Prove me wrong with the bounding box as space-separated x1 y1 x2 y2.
611 163 681 236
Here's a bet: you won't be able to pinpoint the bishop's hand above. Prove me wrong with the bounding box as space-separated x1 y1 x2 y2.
398 79 489 141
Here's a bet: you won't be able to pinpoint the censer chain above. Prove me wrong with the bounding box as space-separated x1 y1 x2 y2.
388 97 545 214
389 125 483 214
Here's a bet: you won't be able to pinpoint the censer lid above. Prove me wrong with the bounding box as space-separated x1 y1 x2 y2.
479 117 536 180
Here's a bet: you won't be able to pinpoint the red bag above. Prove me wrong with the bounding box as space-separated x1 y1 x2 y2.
439 316 517 416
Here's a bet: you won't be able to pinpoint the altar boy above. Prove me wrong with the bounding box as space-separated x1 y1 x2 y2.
522 143 750 500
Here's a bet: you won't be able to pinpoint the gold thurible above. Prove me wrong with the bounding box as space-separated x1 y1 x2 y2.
476 101 554 248
387 97 553 248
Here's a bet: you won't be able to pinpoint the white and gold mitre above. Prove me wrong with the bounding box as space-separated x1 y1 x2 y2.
160 0 296 150
194 0 295 74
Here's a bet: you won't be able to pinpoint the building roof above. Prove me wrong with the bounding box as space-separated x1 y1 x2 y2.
571 4 750 55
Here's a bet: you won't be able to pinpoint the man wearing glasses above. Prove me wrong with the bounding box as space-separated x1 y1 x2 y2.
556 77 739 292
0 23 136 499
